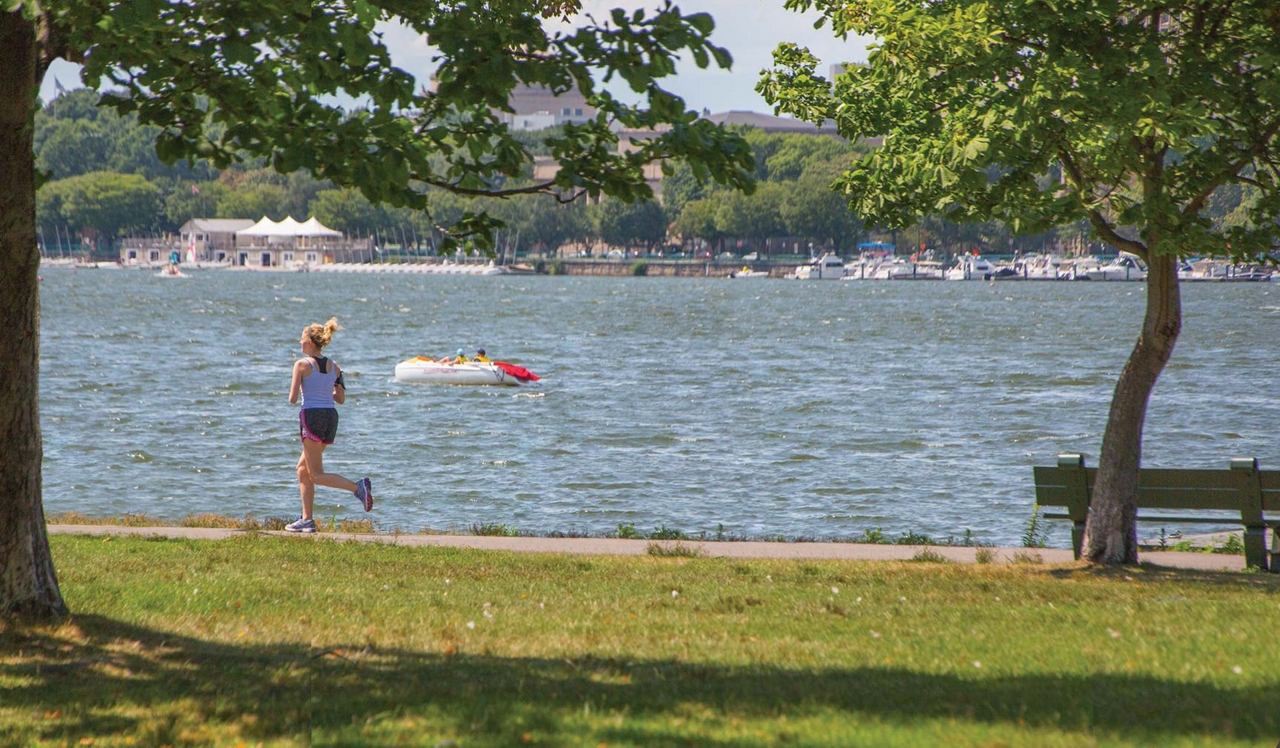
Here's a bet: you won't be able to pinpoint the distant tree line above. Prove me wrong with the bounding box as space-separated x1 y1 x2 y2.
35 89 1255 257
32 90 655 255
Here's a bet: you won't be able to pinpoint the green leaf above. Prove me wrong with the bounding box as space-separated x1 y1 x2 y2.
684 12 715 36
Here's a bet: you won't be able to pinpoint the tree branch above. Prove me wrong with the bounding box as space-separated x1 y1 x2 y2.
1187 115 1280 214
1059 146 1146 257
554 189 587 204
1087 209 1147 258
996 33 1047 54
1056 146 1098 204
1182 154 1252 218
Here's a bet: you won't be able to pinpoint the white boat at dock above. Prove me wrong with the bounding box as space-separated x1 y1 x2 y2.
945 255 1001 281
1076 252 1146 281
791 252 846 280
1179 258 1273 282
1217 265 1273 281
847 258 944 280
1017 254 1069 280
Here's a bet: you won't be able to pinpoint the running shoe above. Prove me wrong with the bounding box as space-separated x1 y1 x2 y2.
285 517 317 533
355 477 373 512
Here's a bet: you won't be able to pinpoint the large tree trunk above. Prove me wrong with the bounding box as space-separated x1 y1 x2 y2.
0 10 66 620
1083 253 1181 564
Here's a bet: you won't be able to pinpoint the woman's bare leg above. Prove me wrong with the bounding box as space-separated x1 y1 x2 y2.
296 450 316 519
301 439 358 494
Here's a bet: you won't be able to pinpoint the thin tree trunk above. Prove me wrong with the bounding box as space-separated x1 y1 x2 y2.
1083 253 1181 564
0 10 66 620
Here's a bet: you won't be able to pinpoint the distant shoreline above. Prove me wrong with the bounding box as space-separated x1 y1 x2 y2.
38 256 807 278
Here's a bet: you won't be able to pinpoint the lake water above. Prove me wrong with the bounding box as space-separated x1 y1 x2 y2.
38 268 1280 547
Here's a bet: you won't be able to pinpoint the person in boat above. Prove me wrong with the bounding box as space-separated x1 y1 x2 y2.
438 348 469 364
472 348 491 363
286 317 374 533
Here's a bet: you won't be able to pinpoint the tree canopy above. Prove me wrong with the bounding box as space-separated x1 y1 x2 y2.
31 0 754 249
761 0 1280 563
36 170 160 241
0 0 755 620
36 88 218 183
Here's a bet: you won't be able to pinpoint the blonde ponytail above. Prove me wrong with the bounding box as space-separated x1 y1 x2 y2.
305 317 341 349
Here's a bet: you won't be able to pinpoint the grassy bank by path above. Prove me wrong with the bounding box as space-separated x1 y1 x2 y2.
2 535 1277 747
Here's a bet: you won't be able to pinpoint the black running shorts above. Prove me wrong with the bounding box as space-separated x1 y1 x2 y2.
299 408 339 444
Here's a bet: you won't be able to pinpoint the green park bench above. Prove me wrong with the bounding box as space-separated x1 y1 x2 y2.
1033 454 1280 571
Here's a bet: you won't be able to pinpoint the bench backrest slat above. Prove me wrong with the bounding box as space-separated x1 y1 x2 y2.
1033 484 1084 508
1262 471 1280 512
1137 468 1246 489
1136 487 1246 510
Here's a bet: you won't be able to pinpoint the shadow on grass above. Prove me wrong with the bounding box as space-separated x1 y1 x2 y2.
1 614 311 745
3 613 1275 745
1044 564 1280 588
318 651 1275 744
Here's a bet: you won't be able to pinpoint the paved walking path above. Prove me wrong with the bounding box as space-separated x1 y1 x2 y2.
47 524 1250 572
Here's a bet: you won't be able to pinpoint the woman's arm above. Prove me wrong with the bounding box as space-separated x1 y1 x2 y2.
332 363 346 405
288 358 309 405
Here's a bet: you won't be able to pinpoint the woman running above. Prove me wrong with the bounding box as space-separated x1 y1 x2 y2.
286 317 372 533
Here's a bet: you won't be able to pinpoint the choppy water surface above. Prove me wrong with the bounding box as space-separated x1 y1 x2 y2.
39 269 1280 547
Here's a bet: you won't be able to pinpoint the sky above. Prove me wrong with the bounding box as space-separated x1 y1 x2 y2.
39 1 870 115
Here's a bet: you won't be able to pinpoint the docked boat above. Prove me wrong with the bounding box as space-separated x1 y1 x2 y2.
856 258 944 280
1178 259 1272 282
792 252 847 280
1017 254 1068 280
1220 264 1273 282
393 357 540 386
909 260 947 280
1179 258 1222 282
944 255 1001 281
986 265 1025 281
1077 252 1146 281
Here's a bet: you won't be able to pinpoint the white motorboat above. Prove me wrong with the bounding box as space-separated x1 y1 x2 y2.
893 260 944 280
1220 265 1273 281
1059 256 1098 279
855 258 944 280
394 357 540 386
1178 259 1272 282
1017 254 1068 280
1078 252 1146 281
792 252 846 280
945 255 1000 280
728 266 770 278
1178 258 1223 281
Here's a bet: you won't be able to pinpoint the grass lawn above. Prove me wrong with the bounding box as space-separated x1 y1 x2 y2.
2 534 1277 747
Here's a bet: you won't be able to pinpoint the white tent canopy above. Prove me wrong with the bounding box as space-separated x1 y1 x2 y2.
237 216 289 237
276 216 303 235
298 217 342 237
236 216 342 238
